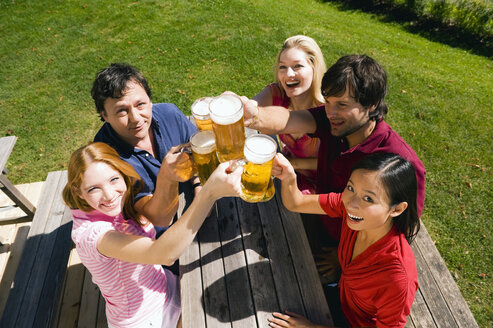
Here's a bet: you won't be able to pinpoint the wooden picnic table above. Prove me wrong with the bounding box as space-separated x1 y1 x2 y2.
179 179 333 327
0 136 36 224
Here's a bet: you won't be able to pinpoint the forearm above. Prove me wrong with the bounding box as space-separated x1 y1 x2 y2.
138 179 180 227
152 185 217 265
290 157 318 170
249 105 291 134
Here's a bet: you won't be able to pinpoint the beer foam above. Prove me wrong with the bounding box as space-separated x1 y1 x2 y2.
191 131 216 154
209 94 243 125
243 135 277 164
191 97 212 117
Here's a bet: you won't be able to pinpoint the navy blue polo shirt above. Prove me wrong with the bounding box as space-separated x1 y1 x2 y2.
94 103 197 202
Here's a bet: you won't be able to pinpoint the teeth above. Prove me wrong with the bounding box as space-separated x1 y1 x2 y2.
348 213 363 221
286 81 299 86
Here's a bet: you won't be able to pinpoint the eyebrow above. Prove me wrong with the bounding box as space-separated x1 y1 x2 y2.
348 179 378 197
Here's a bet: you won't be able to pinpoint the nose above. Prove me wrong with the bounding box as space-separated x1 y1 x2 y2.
287 67 295 77
101 186 114 201
324 102 337 118
128 107 141 123
346 193 359 210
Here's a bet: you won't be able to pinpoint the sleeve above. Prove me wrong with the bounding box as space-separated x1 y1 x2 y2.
308 105 328 138
162 103 197 144
75 221 115 262
374 269 411 328
318 192 345 218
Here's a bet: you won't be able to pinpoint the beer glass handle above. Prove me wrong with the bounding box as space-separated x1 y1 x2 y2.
227 158 246 173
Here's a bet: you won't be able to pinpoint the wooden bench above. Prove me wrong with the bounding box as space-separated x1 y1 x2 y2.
0 136 36 224
405 222 478 327
0 171 73 328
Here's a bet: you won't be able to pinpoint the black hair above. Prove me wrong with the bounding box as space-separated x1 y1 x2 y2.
321 54 388 121
91 63 152 121
351 152 420 244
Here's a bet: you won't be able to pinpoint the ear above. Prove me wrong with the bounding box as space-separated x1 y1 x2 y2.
368 104 377 113
390 201 408 218
101 110 108 121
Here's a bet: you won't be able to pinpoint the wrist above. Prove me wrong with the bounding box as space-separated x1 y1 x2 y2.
247 104 260 129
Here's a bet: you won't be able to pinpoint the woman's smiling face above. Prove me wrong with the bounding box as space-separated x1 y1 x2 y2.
341 169 394 233
277 47 314 99
78 161 127 217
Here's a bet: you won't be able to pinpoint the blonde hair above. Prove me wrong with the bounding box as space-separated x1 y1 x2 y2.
273 35 327 104
62 142 143 224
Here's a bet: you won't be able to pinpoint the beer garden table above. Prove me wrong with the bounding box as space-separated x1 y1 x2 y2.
0 136 36 224
179 179 334 327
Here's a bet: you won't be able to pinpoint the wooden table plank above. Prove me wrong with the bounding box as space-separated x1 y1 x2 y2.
199 208 231 327
235 198 280 326
407 287 436 327
78 268 101 328
55 249 86 328
413 223 478 328
1 172 63 327
0 136 16 172
0 136 36 221
273 183 333 326
256 196 306 316
180 235 206 328
216 197 257 327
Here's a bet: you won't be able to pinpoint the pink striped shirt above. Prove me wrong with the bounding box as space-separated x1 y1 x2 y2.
71 209 172 327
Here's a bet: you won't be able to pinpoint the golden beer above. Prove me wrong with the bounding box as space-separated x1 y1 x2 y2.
209 94 245 162
190 130 219 184
240 134 277 203
260 176 275 202
191 97 213 131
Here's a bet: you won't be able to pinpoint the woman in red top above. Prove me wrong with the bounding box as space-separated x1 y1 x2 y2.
253 35 326 194
268 152 420 328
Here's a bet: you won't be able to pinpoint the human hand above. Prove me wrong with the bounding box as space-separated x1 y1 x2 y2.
268 311 322 328
160 144 197 182
272 153 296 181
202 160 243 199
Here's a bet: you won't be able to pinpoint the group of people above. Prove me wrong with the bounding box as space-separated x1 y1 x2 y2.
63 35 425 328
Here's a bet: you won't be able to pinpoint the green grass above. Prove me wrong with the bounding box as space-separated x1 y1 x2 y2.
1 0 491 326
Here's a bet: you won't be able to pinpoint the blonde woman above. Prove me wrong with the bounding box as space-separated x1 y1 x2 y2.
254 35 327 194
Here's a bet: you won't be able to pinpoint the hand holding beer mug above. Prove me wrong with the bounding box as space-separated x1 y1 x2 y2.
191 97 213 131
161 144 197 182
240 134 277 203
190 130 220 185
209 94 245 162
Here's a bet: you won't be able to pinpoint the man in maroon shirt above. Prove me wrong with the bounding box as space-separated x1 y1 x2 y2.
240 54 426 243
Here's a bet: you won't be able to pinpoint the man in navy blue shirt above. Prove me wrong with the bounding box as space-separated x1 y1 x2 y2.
92 63 199 240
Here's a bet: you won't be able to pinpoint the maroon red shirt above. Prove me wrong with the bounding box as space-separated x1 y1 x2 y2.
319 193 418 327
309 106 426 241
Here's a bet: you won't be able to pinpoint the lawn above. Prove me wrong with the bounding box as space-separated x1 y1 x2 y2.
0 0 491 326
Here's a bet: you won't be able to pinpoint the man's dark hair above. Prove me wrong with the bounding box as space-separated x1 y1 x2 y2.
321 55 388 121
91 63 152 121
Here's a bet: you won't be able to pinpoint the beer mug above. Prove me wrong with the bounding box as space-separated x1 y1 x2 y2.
190 130 219 185
191 97 213 131
240 134 277 203
209 94 245 162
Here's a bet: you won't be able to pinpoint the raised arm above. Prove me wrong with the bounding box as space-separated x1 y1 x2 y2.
272 153 324 215
134 144 195 227
97 161 243 265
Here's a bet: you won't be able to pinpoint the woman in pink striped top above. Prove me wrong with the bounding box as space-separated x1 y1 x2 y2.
63 142 243 328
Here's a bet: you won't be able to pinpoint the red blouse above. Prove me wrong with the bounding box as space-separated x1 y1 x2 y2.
319 193 418 327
